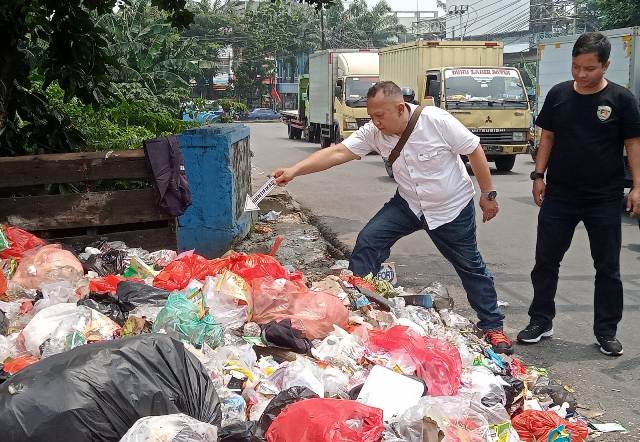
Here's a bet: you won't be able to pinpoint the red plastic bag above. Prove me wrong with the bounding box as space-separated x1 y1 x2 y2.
367 326 462 396
222 253 301 282
339 275 378 293
89 275 142 294
0 226 46 261
266 398 384 442
251 277 349 340
0 271 6 296
512 410 588 442
3 355 40 374
153 254 225 291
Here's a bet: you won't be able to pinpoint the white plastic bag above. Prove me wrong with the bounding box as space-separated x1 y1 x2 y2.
21 303 79 355
203 274 250 330
282 356 324 397
119 413 218 442
33 281 77 313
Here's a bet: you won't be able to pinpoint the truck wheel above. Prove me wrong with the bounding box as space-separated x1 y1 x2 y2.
320 135 331 148
294 128 303 140
495 155 516 172
287 125 294 139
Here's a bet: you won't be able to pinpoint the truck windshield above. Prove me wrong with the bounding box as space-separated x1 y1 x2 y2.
345 76 379 107
444 68 528 109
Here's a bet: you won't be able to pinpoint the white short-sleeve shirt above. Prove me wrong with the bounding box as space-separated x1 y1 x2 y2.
342 104 479 229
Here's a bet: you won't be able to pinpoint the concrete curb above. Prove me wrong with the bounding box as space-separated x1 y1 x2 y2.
235 119 283 124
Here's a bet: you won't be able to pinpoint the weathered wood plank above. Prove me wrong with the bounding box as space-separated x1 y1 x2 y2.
0 189 170 230
0 150 151 188
54 225 177 252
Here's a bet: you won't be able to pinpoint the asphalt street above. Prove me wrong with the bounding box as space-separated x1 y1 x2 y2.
249 121 640 437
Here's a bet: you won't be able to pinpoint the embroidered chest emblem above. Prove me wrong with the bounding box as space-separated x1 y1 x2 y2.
597 105 612 121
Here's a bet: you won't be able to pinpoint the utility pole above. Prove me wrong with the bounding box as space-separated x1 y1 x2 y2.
448 4 469 41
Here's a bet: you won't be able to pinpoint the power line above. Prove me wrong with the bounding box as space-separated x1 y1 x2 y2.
461 0 529 36
447 0 528 35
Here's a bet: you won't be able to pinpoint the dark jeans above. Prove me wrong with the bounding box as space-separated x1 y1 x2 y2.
530 197 623 338
349 192 504 331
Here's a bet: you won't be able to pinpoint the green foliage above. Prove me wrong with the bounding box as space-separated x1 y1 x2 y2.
578 0 640 29
216 99 248 116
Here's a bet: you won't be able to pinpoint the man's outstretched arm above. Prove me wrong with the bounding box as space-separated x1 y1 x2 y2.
273 143 360 185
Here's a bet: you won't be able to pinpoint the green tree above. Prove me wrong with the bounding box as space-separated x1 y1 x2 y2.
0 0 195 154
326 0 405 48
581 0 640 30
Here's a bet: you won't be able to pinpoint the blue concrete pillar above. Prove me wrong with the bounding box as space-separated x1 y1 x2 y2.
177 124 253 257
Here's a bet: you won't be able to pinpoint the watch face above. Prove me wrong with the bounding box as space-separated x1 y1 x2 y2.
488 191 497 201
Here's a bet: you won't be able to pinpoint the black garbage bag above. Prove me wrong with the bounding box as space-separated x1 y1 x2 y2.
261 319 312 354
116 281 170 312
0 334 221 442
82 249 128 276
78 293 127 325
219 421 257 442
254 386 319 440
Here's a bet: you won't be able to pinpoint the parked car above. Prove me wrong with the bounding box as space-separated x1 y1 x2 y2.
242 108 281 120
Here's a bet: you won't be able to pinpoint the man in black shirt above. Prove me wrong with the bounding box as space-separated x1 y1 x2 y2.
517 32 640 356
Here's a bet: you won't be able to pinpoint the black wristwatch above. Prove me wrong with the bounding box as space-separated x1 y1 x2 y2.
481 191 497 201
530 171 545 180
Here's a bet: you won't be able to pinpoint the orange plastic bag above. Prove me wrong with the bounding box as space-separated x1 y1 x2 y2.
0 271 6 296
3 355 40 374
266 398 384 442
251 277 348 340
0 226 46 261
10 244 84 290
367 326 462 396
511 410 588 442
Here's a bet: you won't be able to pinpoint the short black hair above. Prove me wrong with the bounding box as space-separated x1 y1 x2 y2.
572 32 611 64
367 81 402 99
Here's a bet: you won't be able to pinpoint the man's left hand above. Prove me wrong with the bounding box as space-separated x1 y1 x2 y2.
479 196 499 223
627 187 640 217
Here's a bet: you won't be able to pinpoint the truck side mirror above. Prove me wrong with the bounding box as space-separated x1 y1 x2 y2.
334 85 343 99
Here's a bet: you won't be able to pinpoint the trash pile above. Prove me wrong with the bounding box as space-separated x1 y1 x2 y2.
0 224 595 441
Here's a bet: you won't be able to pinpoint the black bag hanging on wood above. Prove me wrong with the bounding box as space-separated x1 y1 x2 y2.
143 135 192 216
0 334 221 442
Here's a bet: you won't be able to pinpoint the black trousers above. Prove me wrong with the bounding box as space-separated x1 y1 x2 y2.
529 196 623 338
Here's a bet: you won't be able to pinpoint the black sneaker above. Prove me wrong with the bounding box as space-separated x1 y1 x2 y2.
597 336 623 356
517 322 554 344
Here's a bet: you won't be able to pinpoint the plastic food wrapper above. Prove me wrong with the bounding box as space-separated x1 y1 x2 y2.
266 397 384 442
511 410 588 442
145 249 178 268
152 292 224 349
10 244 83 290
120 414 218 442
251 277 348 340
0 225 46 261
254 386 319 439
0 334 222 442
367 326 462 396
203 273 251 330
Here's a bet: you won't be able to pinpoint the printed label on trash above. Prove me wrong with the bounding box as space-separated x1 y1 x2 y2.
376 262 397 285
244 177 277 212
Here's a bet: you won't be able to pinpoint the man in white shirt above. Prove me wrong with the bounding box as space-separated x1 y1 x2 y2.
273 81 512 354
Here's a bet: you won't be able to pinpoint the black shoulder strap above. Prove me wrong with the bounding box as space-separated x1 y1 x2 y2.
387 105 425 166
